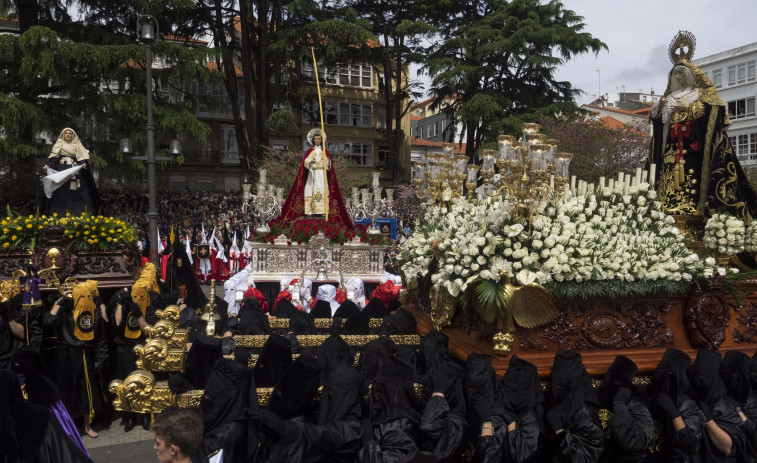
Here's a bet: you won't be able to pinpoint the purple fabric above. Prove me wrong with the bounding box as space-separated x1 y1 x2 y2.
21 277 42 306
51 400 91 459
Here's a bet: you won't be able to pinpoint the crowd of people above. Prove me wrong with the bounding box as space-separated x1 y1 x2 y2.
3 252 757 462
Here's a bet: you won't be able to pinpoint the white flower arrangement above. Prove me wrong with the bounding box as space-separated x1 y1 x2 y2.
397 181 729 302
744 220 757 253
703 213 746 255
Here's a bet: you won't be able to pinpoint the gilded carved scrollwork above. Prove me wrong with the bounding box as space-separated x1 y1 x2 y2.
232 334 420 348
109 370 174 413
134 338 185 372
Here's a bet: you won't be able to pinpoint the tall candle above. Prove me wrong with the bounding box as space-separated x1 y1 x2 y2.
649 163 657 184
598 176 605 191
549 175 555 189
635 167 642 185
570 175 577 191
618 172 624 183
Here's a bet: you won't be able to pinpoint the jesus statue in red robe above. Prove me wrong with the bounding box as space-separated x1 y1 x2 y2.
275 128 353 229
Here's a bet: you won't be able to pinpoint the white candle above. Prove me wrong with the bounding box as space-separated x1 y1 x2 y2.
259 169 267 185
641 170 648 183
649 163 657 184
609 179 615 190
618 172 624 183
598 176 605 191
635 167 642 185
588 183 594 193
570 175 577 191
549 175 555 189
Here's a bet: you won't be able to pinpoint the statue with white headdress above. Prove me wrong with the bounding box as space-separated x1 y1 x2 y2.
42 127 100 215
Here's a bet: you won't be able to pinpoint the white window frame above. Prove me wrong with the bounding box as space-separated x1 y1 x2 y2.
727 97 756 120
220 126 239 164
712 69 722 88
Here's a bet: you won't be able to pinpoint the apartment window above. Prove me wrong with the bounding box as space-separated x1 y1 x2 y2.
339 64 372 88
731 133 757 157
739 135 749 156
752 133 757 154
328 141 373 166
169 175 186 190
301 60 337 84
197 176 214 191
728 61 757 85
220 126 239 164
338 103 373 126
712 69 722 88
727 97 756 119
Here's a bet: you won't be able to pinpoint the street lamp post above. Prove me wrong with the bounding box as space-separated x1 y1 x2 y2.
139 15 159 266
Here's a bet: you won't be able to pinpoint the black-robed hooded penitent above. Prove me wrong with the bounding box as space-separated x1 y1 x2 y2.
417 330 466 460
502 355 544 463
42 296 109 425
689 349 747 463
185 335 222 390
544 350 604 463
465 353 506 463
597 355 653 463
645 348 705 463
196 358 258 463
356 337 421 463
332 300 360 320
310 300 332 318
0 369 92 463
254 334 293 388
0 300 22 369
721 350 757 459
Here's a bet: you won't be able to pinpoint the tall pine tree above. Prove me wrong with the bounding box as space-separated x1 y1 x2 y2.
424 0 606 157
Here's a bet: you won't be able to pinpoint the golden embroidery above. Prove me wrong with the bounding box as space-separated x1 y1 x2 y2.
598 408 613 439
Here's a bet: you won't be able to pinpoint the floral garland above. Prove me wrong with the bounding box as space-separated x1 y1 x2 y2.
704 212 746 255
397 182 731 303
1 211 138 252
249 219 389 246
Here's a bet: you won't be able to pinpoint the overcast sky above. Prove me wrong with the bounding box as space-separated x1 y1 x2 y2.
413 0 756 105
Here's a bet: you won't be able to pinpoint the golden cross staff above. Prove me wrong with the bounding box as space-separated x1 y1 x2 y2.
311 47 329 221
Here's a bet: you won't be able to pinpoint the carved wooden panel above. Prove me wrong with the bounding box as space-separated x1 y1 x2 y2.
733 302 757 344
684 290 730 349
519 299 674 351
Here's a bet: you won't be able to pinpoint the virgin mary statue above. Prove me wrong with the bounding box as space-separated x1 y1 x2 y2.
650 31 757 220
42 128 100 216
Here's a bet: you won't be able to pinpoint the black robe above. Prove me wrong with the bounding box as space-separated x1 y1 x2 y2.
0 370 92 463
42 298 109 424
196 359 258 463
42 158 100 216
502 355 545 462
597 355 653 463
646 348 705 463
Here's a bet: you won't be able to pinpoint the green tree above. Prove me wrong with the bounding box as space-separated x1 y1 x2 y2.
0 1 213 202
347 0 436 182
539 115 649 184
424 0 606 158
173 0 373 172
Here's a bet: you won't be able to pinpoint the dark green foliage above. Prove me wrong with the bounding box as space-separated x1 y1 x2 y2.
424 0 607 158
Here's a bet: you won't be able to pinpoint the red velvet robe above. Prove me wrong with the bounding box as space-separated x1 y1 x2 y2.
274 147 353 229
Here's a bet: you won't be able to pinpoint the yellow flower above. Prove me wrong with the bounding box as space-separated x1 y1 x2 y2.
68 235 73 239
38 225 43 229
11 235 17 241
109 230 114 234
101 232 106 236
27 224 32 228
93 238 98 243
53 213 58 217
84 231 89 235
107 237 112 242
2 228 7 234
2 243 8 248
88 239 93 244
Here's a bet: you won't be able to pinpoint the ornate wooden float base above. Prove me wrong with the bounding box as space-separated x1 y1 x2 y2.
404 276 757 378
